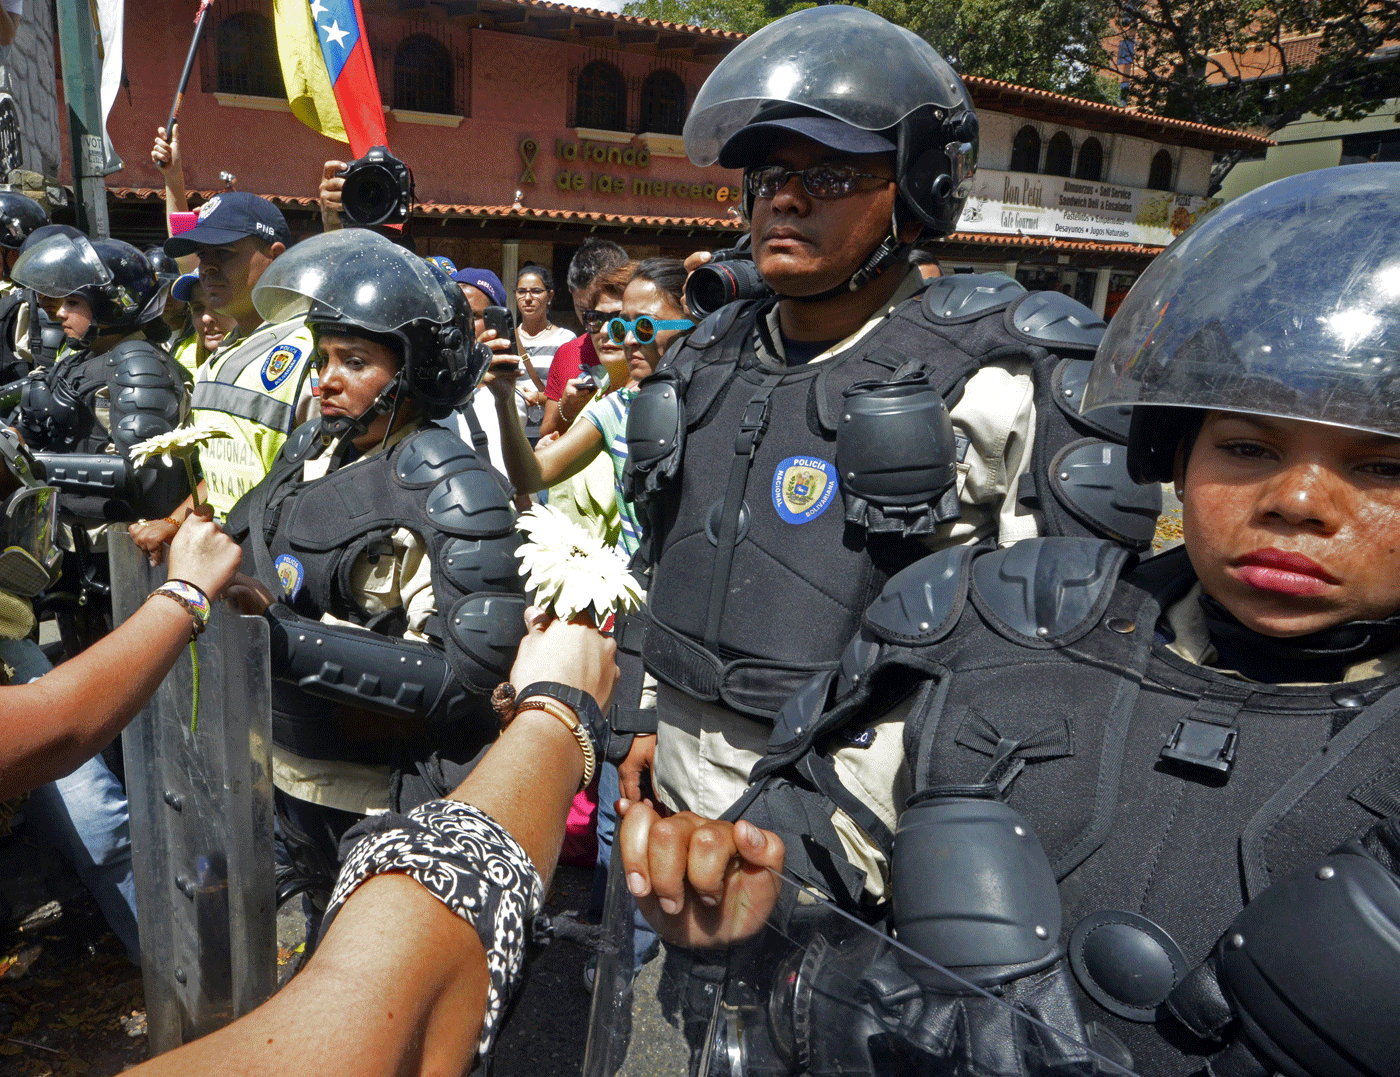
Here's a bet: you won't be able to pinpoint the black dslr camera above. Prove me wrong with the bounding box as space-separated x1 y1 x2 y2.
683 234 771 319
339 146 414 228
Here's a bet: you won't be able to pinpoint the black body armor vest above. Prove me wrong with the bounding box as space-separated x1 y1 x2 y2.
631 278 1157 721
227 423 527 764
750 540 1400 1076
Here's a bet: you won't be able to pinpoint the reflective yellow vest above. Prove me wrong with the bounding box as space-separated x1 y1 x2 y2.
190 318 315 518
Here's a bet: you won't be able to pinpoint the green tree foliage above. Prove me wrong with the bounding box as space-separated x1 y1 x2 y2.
622 0 809 35
866 0 1116 102
1113 0 1400 132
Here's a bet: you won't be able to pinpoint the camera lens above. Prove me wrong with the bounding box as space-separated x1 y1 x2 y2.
684 258 769 319
342 162 402 227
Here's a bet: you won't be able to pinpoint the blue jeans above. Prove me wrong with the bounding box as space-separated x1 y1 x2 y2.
5 638 140 964
594 759 658 968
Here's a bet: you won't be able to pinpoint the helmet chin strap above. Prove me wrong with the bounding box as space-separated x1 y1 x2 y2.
321 373 403 466
780 211 911 304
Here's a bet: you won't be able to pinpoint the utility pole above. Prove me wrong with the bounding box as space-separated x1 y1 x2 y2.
55 0 112 237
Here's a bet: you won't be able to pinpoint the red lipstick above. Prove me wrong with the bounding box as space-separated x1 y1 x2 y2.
1233 548 1340 597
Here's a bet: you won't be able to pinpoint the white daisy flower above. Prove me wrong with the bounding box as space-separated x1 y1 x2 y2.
128 422 233 468
516 503 642 621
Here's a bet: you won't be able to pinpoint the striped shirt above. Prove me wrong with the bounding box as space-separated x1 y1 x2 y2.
581 386 641 558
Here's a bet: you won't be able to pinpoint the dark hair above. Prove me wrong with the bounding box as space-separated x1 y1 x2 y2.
517 263 553 292
588 260 637 305
631 257 687 314
567 239 628 295
907 247 940 266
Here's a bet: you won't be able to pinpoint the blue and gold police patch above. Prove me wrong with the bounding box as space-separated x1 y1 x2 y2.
275 553 305 599
771 456 838 524
261 344 302 391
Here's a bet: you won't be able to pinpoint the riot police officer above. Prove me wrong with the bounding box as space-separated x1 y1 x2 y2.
624 5 1156 819
157 192 316 520
0 192 63 381
10 231 188 524
623 163 1400 1077
222 230 527 907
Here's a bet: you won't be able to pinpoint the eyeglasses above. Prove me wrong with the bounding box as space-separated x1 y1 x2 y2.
607 316 694 345
745 163 894 200
580 309 614 331
515 287 547 297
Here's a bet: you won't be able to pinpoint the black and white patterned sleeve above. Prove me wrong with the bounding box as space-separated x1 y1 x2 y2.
321 800 545 1057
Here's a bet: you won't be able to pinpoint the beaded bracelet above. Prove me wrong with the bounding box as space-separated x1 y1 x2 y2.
149 579 212 640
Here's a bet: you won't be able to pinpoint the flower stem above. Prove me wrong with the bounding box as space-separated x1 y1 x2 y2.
189 639 199 733
182 454 203 513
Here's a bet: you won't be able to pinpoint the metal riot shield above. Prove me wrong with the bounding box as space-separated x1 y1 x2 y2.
110 531 276 1054
582 851 1143 1077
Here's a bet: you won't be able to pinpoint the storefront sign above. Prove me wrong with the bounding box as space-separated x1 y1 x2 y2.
958 168 1223 246
520 133 740 204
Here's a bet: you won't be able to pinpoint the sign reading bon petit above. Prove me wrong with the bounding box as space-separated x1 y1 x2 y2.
957 168 1223 247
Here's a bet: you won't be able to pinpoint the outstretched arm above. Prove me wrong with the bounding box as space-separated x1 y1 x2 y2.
0 512 241 798
130 608 618 1077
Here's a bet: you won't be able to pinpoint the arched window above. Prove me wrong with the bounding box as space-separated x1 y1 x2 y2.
1009 125 1041 173
1075 137 1104 181
1148 149 1174 190
394 34 453 114
639 70 685 135
576 61 627 132
1044 132 1074 177
217 12 284 98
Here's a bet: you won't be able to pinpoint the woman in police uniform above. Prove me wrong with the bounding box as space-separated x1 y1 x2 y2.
619 165 1400 1077
221 230 528 913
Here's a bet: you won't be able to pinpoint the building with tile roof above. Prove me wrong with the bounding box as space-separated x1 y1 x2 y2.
83 0 1269 321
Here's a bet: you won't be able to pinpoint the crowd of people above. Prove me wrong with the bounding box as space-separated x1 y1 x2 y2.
0 5 1396 1076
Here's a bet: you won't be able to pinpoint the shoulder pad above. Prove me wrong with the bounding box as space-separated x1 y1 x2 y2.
108 341 178 385
863 544 976 645
438 532 525 596
280 419 322 465
922 272 1026 324
684 299 756 349
1053 357 1132 442
395 426 480 488
1049 439 1161 550
445 593 529 686
626 373 685 474
1007 291 1105 355
970 537 1129 646
425 469 513 538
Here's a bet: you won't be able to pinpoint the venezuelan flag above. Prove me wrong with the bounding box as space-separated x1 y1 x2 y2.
272 0 390 157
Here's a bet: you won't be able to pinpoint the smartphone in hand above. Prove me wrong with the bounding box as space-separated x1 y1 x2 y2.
483 305 514 345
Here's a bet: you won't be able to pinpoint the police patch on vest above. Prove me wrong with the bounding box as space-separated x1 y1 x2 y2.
275 554 305 599
261 344 301 390
771 456 838 524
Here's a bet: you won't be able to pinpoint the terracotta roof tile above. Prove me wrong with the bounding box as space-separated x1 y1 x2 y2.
962 75 1274 150
494 0 744 40
938 230 1164 257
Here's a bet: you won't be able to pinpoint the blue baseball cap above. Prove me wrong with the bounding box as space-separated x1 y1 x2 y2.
164 191 292 257
426 254 457 275
170 272 200 302
452 267 506 307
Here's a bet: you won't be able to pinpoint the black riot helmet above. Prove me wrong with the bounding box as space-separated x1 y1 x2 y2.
252 230 487 427
1083 163 1400 484
10 232 168 345
143 245 182 287
0 192 48 253
685 5 978 240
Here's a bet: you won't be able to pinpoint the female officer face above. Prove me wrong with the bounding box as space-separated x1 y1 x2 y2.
1180 411 1400 638
316 332 407 449
58 294 93 341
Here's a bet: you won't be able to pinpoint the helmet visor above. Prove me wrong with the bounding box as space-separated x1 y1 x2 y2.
252 230 455 333
1085 163 1400 438
683 5 966 166
10 232 112 298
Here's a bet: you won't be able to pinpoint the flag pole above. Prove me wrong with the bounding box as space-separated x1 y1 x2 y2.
163 1 215 146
